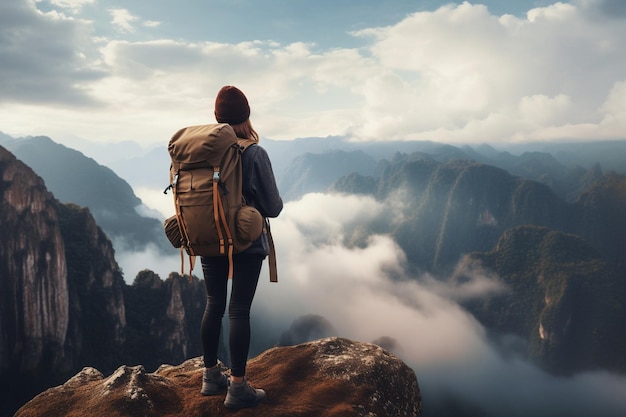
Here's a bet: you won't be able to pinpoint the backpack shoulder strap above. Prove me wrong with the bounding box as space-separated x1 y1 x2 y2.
235 138 278 282
237 138 256 152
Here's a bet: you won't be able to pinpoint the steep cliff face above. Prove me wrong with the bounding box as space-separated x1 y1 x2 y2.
0 146 128 416
0 146 69 376
124 270 206 372
339 156 623 275
15 337 422 417
56 202 127 374
371 158 572 272
464 225 626 374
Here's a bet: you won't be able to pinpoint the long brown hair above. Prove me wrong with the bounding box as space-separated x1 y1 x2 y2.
230 119 259 143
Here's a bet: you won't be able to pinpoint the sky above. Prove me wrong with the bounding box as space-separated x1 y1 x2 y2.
1 0 626 148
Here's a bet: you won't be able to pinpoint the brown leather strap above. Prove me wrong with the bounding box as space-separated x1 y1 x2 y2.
266 220 278 283
179 247 185 275
171 173 194 281
213 167 225 255
237 138 256 152
214 167 236 279
189 255 196 281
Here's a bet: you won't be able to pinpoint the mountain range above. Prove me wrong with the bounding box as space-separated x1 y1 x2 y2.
1 131 625 416
51 131 626 203
0 134 169 255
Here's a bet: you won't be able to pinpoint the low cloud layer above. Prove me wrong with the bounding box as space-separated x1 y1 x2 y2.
115 190 626 415
1 0 626 146
255 192 626 416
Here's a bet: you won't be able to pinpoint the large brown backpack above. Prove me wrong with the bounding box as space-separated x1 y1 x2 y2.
164 123 274 280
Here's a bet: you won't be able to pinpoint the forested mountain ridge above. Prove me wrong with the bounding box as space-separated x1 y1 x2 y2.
333 154 625 272
464 225 626 374
574 172 626 265
0 135 168 253
332 153 626 374
274 138 623 202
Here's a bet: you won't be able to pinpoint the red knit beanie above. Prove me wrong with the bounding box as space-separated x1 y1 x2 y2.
214 85 250 124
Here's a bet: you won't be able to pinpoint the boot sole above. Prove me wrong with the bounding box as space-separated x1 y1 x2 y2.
201 387 227 396
224 399 263 409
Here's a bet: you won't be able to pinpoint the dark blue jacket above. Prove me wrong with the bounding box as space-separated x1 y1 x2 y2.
241 144 283 256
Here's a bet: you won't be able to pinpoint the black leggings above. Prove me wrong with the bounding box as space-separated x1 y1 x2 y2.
200 253 264 377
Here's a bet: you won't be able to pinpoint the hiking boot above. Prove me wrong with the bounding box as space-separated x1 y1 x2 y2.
201 366 229 396
224 377 266 409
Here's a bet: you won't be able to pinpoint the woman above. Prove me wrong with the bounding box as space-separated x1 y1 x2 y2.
200 85 283 409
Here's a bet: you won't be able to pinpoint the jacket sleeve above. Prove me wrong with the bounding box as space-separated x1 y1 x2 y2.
243 145 283 218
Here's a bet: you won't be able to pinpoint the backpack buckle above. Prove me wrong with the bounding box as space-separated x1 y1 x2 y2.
163 174 179 194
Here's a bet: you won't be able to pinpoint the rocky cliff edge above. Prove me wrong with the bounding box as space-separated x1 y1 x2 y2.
15 337 422 417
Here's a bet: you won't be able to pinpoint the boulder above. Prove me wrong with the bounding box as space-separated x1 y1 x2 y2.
15 337 422 417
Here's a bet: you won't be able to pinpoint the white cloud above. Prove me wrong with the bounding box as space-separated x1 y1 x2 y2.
278 192 384 244
108 8 139 33
255 193 488 365
350 1 626 142
143 20 161 28
517 94 574 128
114 241 181 283
134 202 164 221
599 80 626 134
135 186 171 219
47 0 95 14
423 256 508 301
0 0 103 109
2 1 626 146
527 1 578 21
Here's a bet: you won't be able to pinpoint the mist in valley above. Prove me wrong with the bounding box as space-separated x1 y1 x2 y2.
116 190 626 417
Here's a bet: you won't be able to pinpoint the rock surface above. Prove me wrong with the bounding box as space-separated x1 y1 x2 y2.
0 146 69 376
15 337 422 417
1 146 130 415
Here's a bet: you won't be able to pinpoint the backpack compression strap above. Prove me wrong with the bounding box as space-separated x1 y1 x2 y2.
213 166 236 279
170 171 196 281
213 167 226 256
